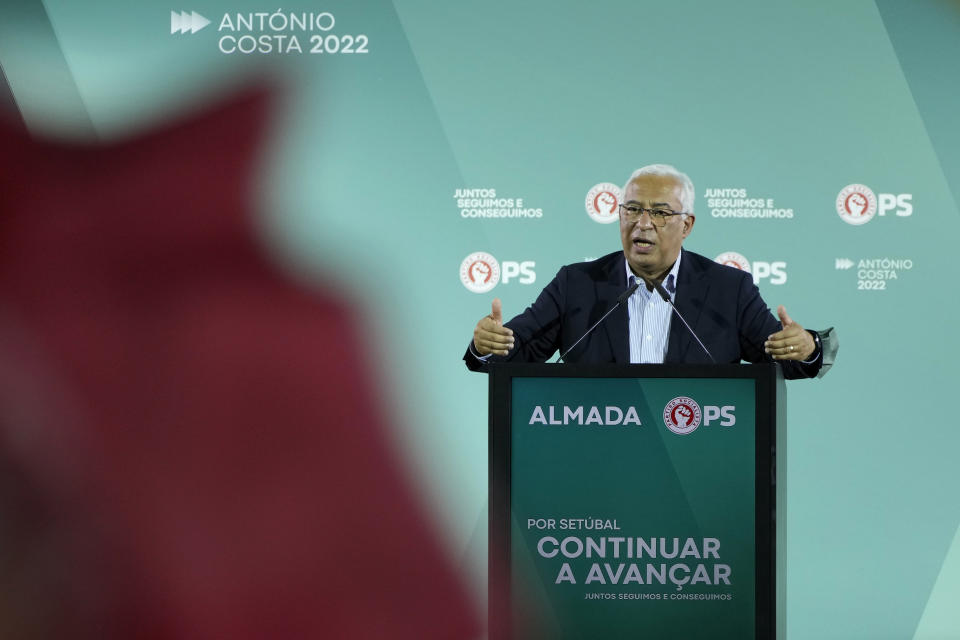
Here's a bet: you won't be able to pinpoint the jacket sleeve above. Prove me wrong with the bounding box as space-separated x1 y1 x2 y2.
735 274 823 380
463 267 568 373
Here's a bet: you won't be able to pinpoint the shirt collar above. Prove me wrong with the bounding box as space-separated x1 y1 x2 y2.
624 251 682 297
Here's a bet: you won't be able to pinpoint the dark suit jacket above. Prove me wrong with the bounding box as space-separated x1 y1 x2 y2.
464 249 822 379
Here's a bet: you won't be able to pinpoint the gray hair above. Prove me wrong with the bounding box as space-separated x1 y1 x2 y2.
622 164 695 214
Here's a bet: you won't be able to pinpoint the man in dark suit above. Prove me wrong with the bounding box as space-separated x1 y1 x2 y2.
464 164 832 379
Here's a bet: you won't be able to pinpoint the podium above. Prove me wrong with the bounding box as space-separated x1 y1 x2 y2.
489 363 785 640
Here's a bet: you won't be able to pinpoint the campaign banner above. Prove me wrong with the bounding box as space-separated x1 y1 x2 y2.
493 366 773 639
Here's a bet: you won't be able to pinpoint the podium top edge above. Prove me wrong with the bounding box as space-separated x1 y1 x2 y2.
488 362 780 380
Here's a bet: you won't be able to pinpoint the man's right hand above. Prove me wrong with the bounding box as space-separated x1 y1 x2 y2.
472 298 515 356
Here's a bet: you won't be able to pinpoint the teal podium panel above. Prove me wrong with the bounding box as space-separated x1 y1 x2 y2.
489 364 783 640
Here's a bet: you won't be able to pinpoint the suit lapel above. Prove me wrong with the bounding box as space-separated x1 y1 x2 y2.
598 256 630 363
666 250 710 363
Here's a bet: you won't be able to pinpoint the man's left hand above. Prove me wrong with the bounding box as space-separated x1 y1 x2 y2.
764 305 816 360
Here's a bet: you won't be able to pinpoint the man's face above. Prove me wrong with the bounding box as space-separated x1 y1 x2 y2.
619 174 695 280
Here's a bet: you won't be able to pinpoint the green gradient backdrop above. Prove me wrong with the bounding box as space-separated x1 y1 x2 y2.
2 1 958 638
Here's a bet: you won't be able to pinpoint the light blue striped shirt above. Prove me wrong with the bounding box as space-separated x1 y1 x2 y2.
626 254 681 364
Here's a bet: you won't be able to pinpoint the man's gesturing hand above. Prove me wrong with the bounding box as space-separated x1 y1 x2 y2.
764 305 815 360
473 298 515 356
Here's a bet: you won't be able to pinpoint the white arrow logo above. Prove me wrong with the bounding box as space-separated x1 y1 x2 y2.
835 258 854 270
170 10 211 34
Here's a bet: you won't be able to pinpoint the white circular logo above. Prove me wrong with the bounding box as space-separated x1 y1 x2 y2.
663 397 702 435
714 251 751 273
585 183 622 224
836 184 877 225
460 252 501 293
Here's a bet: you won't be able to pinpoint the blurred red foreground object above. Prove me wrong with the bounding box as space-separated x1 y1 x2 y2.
0 89 478 639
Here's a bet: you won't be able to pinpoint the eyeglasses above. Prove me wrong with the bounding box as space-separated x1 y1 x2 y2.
618 204 685 227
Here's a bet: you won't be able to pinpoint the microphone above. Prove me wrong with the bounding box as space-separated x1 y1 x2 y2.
556 281 640 363
651 281 717 364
